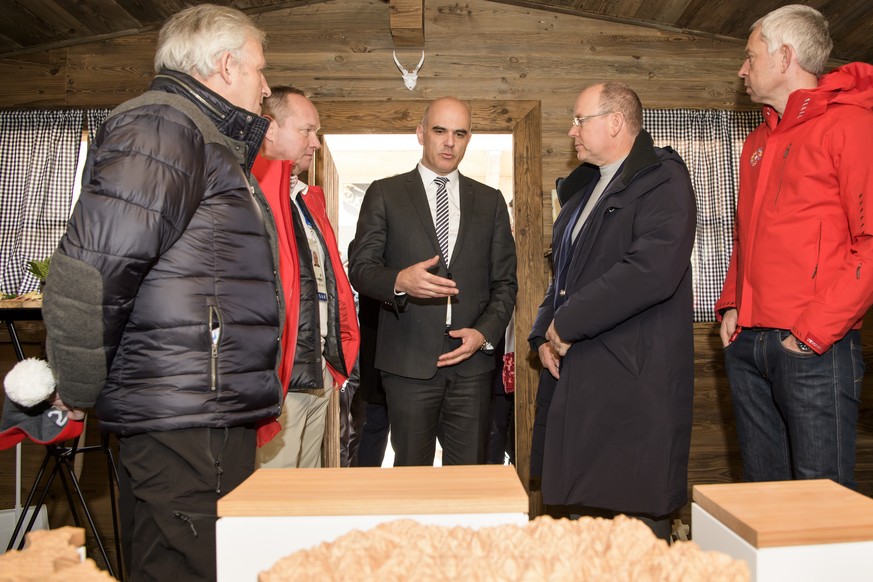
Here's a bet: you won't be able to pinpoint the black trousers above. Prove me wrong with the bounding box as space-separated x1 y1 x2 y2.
570 506 673 543
357 402 390 467
382 338 491 466
486 392 515 464
117 426 256 582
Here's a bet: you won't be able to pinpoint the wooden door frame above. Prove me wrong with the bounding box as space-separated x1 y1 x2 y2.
314 100 545 515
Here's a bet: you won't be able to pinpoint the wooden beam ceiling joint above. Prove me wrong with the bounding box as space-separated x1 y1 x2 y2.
389 0 425 47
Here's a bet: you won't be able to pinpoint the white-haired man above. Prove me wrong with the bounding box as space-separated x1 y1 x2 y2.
716 5 873 488
43 4 280 579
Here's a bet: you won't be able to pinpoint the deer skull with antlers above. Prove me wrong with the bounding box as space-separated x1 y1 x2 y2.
393 50 425 91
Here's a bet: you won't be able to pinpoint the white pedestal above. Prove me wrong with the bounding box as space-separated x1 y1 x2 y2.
217 511 526 581
215 465 529 582
693 503 873 581
692 480 873 582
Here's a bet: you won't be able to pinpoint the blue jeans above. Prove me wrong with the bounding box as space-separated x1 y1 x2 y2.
724 328 863 488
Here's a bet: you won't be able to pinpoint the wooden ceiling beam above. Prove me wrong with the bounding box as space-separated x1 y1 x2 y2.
389 0 424 47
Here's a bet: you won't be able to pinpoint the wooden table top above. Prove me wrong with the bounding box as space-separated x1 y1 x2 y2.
693 479 873 548
218 465 529 518
0 295 43 320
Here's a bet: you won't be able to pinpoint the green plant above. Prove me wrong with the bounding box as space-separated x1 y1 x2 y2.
27 257 51 282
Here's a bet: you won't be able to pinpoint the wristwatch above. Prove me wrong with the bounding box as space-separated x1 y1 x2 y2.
480 339 495 355
795 338 812 353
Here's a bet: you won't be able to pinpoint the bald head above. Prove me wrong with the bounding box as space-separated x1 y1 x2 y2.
417 96 473 175
261 86 322 173
569 82 642 166
421 97 471 129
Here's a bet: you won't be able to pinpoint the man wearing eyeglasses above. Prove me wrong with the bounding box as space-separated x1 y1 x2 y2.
252 86 360 469
528 82 696 541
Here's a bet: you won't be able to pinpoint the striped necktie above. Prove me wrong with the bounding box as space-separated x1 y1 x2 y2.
434 176 450 265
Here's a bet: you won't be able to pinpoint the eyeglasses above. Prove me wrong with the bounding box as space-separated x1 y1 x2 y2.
571 111 613 127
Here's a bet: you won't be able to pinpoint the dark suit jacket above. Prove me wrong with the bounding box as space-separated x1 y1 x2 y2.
349 167 517 380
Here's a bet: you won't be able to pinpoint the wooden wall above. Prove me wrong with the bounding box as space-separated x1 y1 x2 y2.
0 0 753 189
1 0 870 564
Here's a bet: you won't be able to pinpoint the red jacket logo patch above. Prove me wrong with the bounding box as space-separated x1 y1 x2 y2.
750 147 763 167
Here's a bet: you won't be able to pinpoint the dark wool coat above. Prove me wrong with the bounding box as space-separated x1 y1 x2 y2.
529 130 696 516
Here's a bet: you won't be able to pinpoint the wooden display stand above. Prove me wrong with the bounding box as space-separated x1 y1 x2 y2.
692 480 873 581
216 465 529 581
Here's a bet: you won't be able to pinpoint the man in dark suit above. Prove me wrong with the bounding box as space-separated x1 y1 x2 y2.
349 96 517 466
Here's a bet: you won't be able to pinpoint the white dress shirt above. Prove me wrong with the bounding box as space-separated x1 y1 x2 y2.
417 163 461 327
417 163 461 266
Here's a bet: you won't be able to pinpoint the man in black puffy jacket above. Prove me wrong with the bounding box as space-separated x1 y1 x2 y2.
42 5 282 580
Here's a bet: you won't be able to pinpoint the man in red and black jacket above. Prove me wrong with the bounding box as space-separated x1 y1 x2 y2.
253 86 360 468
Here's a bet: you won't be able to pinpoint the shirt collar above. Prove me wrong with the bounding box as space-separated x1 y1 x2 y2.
417 162 460 187
151 69 269 174
290 175 308 199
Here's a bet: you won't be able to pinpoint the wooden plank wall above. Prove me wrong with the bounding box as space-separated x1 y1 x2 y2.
0 0 753 187
1 0 870 565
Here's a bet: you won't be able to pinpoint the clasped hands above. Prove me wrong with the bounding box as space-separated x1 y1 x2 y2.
538 320 571 380
51 393 85 421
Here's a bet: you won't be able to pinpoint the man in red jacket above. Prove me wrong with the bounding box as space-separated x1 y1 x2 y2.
716 5 873 488
253 86 360 468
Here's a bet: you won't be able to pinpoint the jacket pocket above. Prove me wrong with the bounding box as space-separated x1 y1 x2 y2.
812 221 822 292
207 297 223 392
773 143 792 206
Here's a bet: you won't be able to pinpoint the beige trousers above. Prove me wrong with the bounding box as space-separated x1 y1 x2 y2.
256 366 334 468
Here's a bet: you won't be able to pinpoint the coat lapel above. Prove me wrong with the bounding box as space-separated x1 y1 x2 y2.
405 169 444 263
452 174 475 267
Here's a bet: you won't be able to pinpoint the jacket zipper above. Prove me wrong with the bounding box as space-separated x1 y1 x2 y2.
208 299 223 391
812 221 821 290
773 143 792 206
250 182 285 412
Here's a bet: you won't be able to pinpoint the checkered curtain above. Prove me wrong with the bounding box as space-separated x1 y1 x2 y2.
644 109 762 322
0 110 84 295
86 109 111 142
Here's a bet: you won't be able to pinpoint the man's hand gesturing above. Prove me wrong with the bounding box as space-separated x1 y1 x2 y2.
394 255 458 299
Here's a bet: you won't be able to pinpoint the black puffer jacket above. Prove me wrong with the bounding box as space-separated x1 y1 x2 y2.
43 70 284 435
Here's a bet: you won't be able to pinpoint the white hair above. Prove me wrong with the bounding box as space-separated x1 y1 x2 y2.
754 4 832 75
154 4 266 79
